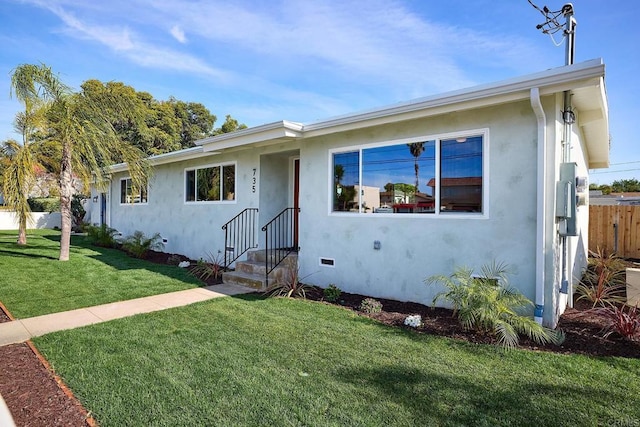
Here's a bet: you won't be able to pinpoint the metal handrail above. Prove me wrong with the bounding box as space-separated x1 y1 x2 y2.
261 207 299 286
222 208 259 268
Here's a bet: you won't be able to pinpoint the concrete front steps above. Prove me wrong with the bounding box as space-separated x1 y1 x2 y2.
222 250 298 291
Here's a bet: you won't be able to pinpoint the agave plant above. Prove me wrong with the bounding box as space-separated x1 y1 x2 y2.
426 261 564 349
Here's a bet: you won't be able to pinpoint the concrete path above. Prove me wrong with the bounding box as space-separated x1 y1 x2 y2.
0 284 254 346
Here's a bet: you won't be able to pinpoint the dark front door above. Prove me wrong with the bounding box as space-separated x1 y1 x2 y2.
100 193 107 225
293 158 300 249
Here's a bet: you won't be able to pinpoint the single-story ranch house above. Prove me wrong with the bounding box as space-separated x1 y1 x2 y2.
91 59 609 327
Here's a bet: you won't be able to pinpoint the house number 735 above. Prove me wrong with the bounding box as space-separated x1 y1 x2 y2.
252 168 257 193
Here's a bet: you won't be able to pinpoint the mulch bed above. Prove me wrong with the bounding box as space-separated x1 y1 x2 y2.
302 286 640 359
1 249 638 426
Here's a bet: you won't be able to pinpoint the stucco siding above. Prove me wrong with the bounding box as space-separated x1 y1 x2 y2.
297 100 540 307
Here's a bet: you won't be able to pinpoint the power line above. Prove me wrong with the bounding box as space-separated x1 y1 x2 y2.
609 160 640 166
590 168 640 174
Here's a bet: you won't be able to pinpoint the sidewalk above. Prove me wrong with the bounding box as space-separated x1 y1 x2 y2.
0 284 254 346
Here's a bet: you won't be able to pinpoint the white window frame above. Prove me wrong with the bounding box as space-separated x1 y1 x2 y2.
119 177 148 205
184 162 237 204
328 129 489 218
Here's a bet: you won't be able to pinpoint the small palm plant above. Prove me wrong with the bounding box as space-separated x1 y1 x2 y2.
85 224 120 248
426 261 564 349
122 230 163 258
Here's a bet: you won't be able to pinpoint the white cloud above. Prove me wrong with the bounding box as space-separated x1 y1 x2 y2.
23 0 226 78
170 25 187 43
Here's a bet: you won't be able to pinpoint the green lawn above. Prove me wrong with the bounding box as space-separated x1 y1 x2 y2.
0 229 201 318
34 296 640 427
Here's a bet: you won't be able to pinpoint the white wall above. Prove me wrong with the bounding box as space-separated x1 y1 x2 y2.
106 142 300 261
297 100 540 308
0 211 61 230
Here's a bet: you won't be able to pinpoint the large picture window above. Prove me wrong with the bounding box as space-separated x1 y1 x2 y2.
120 178 148 204
185 163 236 202
332 133 484 215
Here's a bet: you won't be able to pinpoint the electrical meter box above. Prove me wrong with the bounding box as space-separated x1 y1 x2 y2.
556 162 578 236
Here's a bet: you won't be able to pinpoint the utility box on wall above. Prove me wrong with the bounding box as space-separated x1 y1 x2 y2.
556 162 578 236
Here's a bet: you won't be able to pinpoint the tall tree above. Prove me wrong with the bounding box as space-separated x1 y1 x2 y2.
214 114 247 135
170 98 217 147
0 97 48 244
407 142 425 193
11 63 149 261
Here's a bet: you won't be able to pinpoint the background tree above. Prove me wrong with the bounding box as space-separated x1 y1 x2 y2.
214 114 247 135
78 80 243 155
589 183 612 195
11 63 150 261
407 142 425 195
611 178 640 193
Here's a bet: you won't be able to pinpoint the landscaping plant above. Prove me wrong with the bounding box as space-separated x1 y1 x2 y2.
360 298 383 314
85 223 120 248
323 284 342 302
266 266 310 298
575 248 626 307
189 252 224 283
595 304 640 342
426 261 564 349
122 230 163 258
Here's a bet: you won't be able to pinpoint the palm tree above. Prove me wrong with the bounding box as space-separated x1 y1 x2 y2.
0 98 47 245
407 142 425 194
10 63 150 261
1 139 34 245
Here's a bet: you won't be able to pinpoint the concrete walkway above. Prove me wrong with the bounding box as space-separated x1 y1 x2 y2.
0 284 254 346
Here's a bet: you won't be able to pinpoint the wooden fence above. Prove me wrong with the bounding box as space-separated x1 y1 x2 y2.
589 205 640 259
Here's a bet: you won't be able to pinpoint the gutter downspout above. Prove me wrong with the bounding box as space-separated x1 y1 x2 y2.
531 87 546 325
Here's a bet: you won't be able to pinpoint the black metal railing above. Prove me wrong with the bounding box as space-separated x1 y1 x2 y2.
222 208 259 268
261 207 299 286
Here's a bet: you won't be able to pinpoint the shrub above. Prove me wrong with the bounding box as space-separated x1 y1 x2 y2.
71 194 87 232
594 304 640 341
426 261 564 349
266 266 310 299
323 284 342 302
122 231 163 258
360 298 382 314
85 224 120 248
575 248 626 307
27 197 60 212
189 252 224 283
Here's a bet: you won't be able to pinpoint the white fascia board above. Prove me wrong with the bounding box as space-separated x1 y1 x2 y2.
303 59 605 137
579 77 610 169
108 146 216 173
197 120 304 152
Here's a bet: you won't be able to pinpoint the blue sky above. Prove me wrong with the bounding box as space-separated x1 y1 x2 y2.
1 0 638 184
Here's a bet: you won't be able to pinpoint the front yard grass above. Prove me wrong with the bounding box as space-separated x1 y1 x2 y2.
0 229 200 318
34 295 640 427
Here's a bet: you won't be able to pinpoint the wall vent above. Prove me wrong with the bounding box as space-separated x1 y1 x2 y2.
319 258 335 267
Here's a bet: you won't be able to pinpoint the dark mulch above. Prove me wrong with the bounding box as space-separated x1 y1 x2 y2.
0 342 93 427
303 286 640 359
1 248 638 426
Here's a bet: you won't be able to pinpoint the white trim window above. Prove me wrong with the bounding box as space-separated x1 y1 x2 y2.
119 178 148 205
331 130 486 216
185 163 236 203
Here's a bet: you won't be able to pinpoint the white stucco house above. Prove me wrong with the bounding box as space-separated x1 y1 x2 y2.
91 59 609 327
